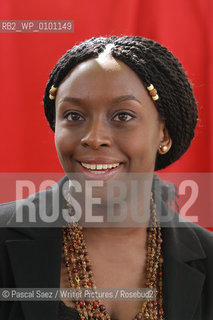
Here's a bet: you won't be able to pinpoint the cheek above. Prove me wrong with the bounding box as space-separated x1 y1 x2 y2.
121 123 160 166
54 128 75 158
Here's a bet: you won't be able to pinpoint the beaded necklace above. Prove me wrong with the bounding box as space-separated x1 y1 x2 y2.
62 193 165 320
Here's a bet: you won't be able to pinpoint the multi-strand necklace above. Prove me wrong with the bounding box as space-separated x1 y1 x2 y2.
62 193 165 320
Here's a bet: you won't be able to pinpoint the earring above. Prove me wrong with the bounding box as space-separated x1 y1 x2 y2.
159 144 168 153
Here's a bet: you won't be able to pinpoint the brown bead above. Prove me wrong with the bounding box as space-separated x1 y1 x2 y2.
99 304 106 311
159 308 164 315
86 265 92 271
93 301 99 309
157 238 163 244
149 89 157 96
78 300 85 308
159 257 164 263
83 311 88 318
159 298 163 304
93 311 100 318
73 268 78 273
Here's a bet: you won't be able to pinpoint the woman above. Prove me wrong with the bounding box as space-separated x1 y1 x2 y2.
0 36 213 320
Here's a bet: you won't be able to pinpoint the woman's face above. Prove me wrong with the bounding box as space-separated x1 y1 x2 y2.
55 55 167 179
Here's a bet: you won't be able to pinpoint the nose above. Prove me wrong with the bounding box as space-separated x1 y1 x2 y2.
80 118 112 149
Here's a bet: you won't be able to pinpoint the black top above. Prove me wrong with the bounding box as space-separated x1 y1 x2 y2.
57 301 81 320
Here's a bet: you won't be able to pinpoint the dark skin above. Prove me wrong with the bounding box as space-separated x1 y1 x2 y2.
55 53 172 320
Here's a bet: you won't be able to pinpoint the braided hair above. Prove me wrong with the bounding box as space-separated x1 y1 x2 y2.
43 36 198 170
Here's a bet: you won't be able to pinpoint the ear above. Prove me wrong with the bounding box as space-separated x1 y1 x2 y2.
158 123 172 155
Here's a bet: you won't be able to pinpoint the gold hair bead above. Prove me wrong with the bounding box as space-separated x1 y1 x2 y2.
147 84 154 91
49 85 58 100
153 94 159 101
147 84 159 101
49 94 56 100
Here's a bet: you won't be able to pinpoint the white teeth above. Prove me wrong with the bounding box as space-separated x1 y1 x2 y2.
81 162 120 170
90 171 106 174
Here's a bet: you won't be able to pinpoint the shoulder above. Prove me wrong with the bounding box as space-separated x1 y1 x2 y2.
177 215 213 249
176 215 213 259
190 223 213 255
173 217 213 271
0 200 16 226
0 176 68 240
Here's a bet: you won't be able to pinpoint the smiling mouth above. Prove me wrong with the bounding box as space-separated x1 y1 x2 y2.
78 161 123 175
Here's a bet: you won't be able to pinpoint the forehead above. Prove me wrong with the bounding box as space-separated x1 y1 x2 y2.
57 55 147 95
55 55 157 114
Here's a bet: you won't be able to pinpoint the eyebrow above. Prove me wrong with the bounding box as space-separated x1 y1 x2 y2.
58 95 141 105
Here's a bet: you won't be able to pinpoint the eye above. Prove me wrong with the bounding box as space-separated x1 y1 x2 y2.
113 112 135 122
65 112 84 121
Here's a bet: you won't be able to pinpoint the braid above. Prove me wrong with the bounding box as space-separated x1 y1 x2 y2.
43 36 198 170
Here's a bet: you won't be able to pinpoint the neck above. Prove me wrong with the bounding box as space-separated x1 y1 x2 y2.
67 173 153 230
82 226 148 250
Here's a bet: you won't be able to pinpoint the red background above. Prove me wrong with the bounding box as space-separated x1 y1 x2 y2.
0 0 212 174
